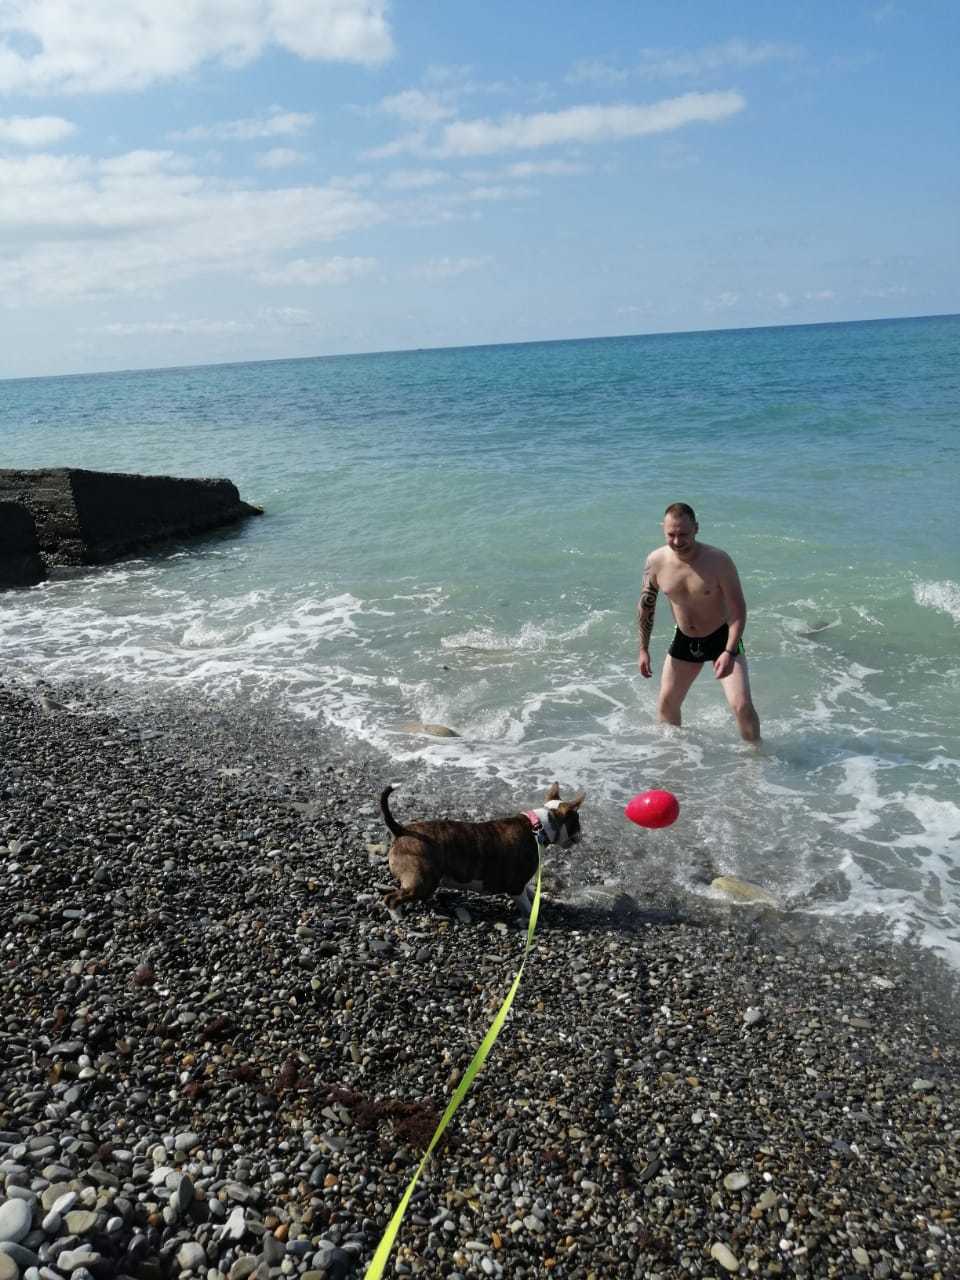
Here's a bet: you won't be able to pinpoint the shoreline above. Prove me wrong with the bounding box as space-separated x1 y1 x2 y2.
1 679 958 1278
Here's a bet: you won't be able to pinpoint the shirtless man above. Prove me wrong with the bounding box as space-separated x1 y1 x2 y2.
637 503 760 742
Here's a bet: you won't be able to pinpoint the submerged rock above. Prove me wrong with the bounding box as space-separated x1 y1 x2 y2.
710 874 779 906
400 721 460 737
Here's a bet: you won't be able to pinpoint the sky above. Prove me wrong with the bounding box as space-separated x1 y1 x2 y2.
1 0 958 378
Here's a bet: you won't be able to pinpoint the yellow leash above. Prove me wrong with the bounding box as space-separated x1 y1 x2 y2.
364 856 542 1278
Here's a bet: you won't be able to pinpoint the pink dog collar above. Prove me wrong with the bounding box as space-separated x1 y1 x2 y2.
525 809 554 846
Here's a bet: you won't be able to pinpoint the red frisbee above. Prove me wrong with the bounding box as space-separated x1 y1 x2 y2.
624 789 680 829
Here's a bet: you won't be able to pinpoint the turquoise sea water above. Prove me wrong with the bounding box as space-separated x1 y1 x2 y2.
3 316 960 958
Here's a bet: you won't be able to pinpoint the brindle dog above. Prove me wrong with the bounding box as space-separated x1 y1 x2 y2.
380 782 585 915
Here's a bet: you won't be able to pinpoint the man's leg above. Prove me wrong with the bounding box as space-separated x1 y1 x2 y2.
657 654 703 726
718 656 761 742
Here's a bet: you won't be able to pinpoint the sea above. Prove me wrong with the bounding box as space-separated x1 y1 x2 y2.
2 315 959 961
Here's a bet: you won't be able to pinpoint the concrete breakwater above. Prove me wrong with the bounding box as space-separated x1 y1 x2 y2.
0 469 263 588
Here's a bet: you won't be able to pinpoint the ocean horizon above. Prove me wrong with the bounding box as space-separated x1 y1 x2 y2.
3 312 959 962
4 310 956 385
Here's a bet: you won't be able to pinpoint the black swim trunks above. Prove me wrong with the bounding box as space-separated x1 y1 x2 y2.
668 623 744 664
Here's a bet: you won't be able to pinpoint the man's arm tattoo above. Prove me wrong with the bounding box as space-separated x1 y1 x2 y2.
637 573 658 649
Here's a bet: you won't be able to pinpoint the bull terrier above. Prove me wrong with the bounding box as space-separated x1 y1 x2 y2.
379 781 585 915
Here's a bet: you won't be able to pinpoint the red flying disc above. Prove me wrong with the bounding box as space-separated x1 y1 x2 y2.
624 789 680 829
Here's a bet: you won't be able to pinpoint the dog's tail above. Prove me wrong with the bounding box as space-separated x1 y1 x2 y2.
380 784 414 839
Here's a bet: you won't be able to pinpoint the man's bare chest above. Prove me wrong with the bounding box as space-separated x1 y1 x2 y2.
658 563 720 603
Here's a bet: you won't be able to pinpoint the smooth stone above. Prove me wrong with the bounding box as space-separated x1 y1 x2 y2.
177 1243 207 1271
175 1174 195 1212
224 1184 258 1205
261 1235 284 1266
1 1191 34 1207
0 1201 32 1244
0 1245 38 1271
0 1255 19 1280
55 1253 100 1274
228 1257 257 1280
710 875 779 906
224 1206 246 1240
399 722 459 737
723 1171 750 1191
710 1242 740 1272
63 1212 98 1236
49 1193 78 1217
174 1133 199 1153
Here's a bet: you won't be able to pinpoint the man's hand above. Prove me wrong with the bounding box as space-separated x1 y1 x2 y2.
713 651 735 680
638 649 653 679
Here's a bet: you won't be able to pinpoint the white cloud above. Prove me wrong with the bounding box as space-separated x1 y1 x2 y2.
503 159 586 177
258 305 313 326
0 1 393 95
94 316 253 337
364 130 429 161
256 147 307 170
0 148 384 300
461 158 587 183
258 256 378 285
804 289 836 302
635 39 802 79
567 59 630 86
703 291 741 311
0 114 76 146
90 305 315 337
411 256 492 281
170 109 314 143
435 92 745 157
862 284 910 298
568 40 800 87
465 183 534 202
383 168 449 190
377 89 456 124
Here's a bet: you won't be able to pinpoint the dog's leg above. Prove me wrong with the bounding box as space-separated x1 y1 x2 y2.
513 885 533 917
384 886 419 909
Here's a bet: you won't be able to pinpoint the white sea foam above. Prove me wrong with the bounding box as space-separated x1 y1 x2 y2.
913 579 960 625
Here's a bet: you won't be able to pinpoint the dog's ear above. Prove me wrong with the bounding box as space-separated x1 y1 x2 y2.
545 782 560 802
555 793 586 816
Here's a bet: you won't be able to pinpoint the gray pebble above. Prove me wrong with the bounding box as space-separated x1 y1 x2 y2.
0 1202 32 1244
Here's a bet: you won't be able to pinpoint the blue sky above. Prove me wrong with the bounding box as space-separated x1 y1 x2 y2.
2 0 957 377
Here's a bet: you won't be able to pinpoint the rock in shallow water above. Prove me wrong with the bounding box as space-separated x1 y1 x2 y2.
711 874 779 906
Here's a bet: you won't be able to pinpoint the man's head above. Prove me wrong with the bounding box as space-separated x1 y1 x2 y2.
663 502 698 557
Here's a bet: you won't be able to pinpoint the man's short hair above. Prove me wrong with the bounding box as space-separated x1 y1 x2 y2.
664 502 697 523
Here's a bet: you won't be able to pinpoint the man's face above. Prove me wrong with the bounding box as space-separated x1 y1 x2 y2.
663 515 698 556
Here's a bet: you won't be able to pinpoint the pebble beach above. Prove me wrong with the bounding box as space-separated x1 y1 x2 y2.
1 680 959 1280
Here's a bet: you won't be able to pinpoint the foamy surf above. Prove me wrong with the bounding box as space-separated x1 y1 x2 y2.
914 579 960 625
